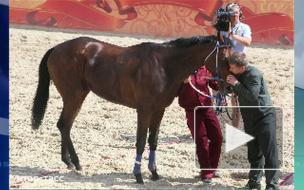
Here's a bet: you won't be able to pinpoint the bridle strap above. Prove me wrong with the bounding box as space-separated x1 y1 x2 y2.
202 41 230 81
204 41 219 80
189 40 231 99
204 41 218 63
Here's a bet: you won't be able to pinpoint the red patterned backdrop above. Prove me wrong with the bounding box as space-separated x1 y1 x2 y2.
10 0 294 45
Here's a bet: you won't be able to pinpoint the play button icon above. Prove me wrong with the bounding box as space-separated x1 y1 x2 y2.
225 123 254 153
194 106 283 170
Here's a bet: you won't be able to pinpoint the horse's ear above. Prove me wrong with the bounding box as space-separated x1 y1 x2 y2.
217 31 225 44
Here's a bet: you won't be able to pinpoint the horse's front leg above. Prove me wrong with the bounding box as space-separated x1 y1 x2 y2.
148 109 165 181
133 108 153 184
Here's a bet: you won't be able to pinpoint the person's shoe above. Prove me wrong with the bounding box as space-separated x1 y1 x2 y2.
202 177 212 184
238 182 261 189
213 172 221 178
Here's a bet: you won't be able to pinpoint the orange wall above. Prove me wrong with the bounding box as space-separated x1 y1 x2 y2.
10 0 294 45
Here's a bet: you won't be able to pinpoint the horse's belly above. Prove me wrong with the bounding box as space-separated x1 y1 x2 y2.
87 81 137 109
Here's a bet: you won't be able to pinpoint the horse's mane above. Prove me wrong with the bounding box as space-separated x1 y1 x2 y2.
165 35 233 48
134 35 233 50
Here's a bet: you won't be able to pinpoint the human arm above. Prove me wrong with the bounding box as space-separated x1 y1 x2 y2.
177 75 193 96
208 78 219 91
226 74 261 101
228 22 252 46
183 76 191 84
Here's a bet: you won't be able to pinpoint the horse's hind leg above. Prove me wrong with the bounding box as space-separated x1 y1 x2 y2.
148 109 165 181
57 90 89 170
58 110 74 169
133 108 153 184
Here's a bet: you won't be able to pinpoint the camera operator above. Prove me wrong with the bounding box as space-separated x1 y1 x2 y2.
221 3 252 53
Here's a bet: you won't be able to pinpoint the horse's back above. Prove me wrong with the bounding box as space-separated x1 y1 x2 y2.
46 37 178 110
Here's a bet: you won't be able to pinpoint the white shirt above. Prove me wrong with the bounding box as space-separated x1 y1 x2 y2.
221 22 252 53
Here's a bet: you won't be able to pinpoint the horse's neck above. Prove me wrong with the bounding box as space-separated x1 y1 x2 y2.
166 44 215 81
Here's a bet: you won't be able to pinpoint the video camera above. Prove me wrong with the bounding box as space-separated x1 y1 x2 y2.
213 7 235 32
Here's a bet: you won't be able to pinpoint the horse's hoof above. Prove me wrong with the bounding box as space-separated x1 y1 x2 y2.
135 173 144 184
151 170 160 181
76 165 82 171
67 164 75 170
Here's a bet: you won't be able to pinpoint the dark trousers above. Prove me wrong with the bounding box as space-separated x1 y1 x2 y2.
186 108 223 179
245 120 279 189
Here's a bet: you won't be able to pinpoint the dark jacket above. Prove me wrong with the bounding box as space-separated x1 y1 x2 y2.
178 66 219 111
234 66 276 132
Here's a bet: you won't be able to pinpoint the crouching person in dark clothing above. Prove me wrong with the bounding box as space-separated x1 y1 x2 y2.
226 52 279 189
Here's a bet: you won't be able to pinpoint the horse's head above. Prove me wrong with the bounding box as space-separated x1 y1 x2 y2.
204 33 234 95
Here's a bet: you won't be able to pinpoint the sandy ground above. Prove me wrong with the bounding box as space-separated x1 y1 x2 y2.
9 25 294 189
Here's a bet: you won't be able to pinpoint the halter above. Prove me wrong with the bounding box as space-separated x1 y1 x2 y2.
204 41 230 80
189 40 239 121
190 40 230 98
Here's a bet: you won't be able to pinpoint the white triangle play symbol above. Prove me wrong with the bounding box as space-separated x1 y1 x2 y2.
225 123 254 153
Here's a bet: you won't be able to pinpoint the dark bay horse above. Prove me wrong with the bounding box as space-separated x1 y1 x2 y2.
31 34 232 184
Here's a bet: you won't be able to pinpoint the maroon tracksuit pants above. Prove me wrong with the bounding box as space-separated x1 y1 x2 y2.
186 107 223 179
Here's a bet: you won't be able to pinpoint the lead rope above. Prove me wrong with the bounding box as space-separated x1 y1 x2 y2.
223 93 239 122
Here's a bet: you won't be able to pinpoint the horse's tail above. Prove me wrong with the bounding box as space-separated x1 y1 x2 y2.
31 47 54 130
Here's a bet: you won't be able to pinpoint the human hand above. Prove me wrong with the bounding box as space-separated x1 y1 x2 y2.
228 22 232 33
228 22 233 38
183 76 191 84
226 74 238 86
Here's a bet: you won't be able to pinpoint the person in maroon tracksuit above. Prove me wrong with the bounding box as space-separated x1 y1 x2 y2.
178 65 223 183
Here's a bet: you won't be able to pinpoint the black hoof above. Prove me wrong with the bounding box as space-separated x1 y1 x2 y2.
151 170 160 181
67 164 75 170
135 173 144 184
76 165 82 171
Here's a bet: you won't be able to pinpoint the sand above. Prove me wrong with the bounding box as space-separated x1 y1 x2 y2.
9 25 294 189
